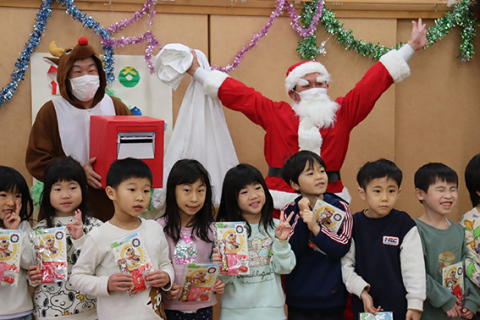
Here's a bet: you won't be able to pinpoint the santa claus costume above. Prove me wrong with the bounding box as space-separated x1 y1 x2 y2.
193 44 414 213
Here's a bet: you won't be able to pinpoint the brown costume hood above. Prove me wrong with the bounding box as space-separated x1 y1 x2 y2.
45 37 107 109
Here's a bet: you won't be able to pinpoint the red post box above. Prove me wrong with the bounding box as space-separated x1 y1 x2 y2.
90 116 164 188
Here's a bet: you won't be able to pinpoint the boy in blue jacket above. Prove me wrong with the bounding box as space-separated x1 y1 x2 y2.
281 150 353 320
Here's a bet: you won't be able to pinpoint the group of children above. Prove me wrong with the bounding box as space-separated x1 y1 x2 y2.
1 151 480 320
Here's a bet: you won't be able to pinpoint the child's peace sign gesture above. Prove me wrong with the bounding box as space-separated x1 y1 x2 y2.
66 209 84 240
275 210 294 241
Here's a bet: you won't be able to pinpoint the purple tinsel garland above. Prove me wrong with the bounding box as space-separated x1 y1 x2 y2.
212 0 324 72
101 0 161 74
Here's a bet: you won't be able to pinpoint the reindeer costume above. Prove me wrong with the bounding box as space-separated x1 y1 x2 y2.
26 37 131 221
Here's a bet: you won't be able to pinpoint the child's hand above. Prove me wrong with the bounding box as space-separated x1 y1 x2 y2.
360 289 383 315
145 269 170 288
405 309 421 320
27 265 42 284
107 272 133 292
298 197 310 212
66 210 84 240
299 208 320 236
460 307 474 319
275 210 294 241
213 279 225 295
445 304 461 318
4 199 21 230
211 248 222 264
166 283 182 300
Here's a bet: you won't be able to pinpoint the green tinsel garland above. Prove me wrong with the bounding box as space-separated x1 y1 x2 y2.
297 0 476 61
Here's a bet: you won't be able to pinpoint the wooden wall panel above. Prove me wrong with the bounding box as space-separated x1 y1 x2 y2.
0 3 478 221
396 20 480 221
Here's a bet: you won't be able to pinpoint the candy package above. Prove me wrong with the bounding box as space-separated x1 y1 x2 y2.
31 227 68 283
215 222 249 275
359 312 393 320
442 261 465 305
0 229 22 286
110 232 153 296
179 263 219 302
312 198 346 233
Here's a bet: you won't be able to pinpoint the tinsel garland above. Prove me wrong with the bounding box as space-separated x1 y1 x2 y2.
0 0 52 106
212 0 325 72
298 0 476 61
102 0 162 74
0 0 476 107
0 0 116 106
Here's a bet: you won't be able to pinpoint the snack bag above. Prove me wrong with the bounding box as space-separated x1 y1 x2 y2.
0 229 22 286
179 263 219 302
215 222 249 275
312 198 346 233
442 261 465 305
31 227 68 283
110 232 153 296
359 312 393 320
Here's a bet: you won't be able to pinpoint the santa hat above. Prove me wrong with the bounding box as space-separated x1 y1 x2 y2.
285 61 330 93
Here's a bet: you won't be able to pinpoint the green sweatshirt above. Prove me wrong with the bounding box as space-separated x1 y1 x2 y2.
415 218 480 320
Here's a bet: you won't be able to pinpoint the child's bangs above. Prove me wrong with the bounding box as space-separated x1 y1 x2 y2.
176 171 207 186
235 170 264 193
48 166 82 185
0 172 23 194
434 173 458 186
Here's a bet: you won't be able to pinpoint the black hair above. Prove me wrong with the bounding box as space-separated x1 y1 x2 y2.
414 162 458 193
465 154 480 207
0 166 33 228
106 158 153 189
163 159 214 244
356 159 402 190
40 157 91 228
281 150 326 191
217 164 275 237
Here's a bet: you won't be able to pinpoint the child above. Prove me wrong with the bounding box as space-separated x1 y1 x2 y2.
459 154 480 292
70 158 174 319
216 163 296 319
414 162 480 320
0 166 34 320
281 150 352 320
341 159 425 320
157 159 224 319
27 157 103 319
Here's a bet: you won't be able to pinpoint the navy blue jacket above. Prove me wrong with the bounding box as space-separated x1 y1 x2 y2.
351 209 416 319
284 193 353 309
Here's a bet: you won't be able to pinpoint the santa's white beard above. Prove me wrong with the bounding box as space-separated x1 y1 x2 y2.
291 91 339 128
291 90 340 154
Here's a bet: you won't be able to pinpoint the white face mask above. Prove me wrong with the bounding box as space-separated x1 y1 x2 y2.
297 87 328 101
69 75 100 102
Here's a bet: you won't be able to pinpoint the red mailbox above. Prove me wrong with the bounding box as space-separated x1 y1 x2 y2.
90 115 164 188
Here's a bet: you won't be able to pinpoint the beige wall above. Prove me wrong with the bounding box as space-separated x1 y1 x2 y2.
0 6 479 224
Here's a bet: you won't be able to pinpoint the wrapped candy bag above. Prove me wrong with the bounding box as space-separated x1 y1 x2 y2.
179 263 219 302
110 232 153 296
360 312 393 320
312 198 346 233
215 222 249 275
30 227 68 283
0 229 22 286
442 261 465 306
